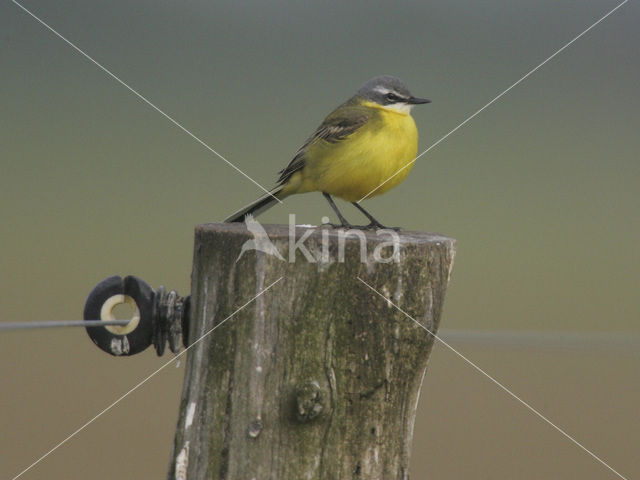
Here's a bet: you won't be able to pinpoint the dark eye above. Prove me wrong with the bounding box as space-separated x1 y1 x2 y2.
385 92 401 102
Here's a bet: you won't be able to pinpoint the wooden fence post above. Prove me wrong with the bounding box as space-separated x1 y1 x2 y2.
167 223 455 479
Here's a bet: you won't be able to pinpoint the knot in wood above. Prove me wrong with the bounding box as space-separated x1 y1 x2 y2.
295 381 324 422
247 418 263 438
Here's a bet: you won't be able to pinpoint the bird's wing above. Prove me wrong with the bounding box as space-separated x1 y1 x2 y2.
277 103 370 185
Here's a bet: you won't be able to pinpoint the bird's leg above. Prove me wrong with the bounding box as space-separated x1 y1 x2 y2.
351 202 400 230
322 193 355 228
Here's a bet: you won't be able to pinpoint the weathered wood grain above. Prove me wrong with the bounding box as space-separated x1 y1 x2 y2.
168 223 455 480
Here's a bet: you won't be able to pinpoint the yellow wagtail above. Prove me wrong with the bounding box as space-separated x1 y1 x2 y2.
225 75 430 229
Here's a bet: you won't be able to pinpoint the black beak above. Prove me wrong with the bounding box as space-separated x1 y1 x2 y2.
408 96 431 105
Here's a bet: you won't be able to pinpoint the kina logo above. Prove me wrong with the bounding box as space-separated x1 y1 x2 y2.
235 215 285 263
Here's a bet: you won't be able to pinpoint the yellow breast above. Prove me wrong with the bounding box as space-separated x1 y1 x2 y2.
290 102 419 202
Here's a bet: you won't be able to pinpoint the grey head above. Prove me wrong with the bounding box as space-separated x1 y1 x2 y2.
355 75 430 108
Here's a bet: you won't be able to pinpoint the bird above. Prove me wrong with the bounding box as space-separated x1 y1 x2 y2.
225 75 430 229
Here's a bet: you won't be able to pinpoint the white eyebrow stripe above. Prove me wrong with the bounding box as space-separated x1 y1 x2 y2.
373 86 391 94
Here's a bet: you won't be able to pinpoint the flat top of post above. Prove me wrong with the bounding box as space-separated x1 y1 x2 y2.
196 223 455 247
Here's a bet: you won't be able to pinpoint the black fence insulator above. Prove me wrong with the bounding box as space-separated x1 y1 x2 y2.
83 275 190 357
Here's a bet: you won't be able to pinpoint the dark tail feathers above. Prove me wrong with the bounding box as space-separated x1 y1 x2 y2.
224 186 284 223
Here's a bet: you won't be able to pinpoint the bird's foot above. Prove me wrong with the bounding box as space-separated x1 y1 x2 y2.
321 221 344 228
365 221 401 231
321 221 364 229
322 221 400 231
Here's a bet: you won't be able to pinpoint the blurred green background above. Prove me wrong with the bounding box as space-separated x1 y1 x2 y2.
1 0 638 478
